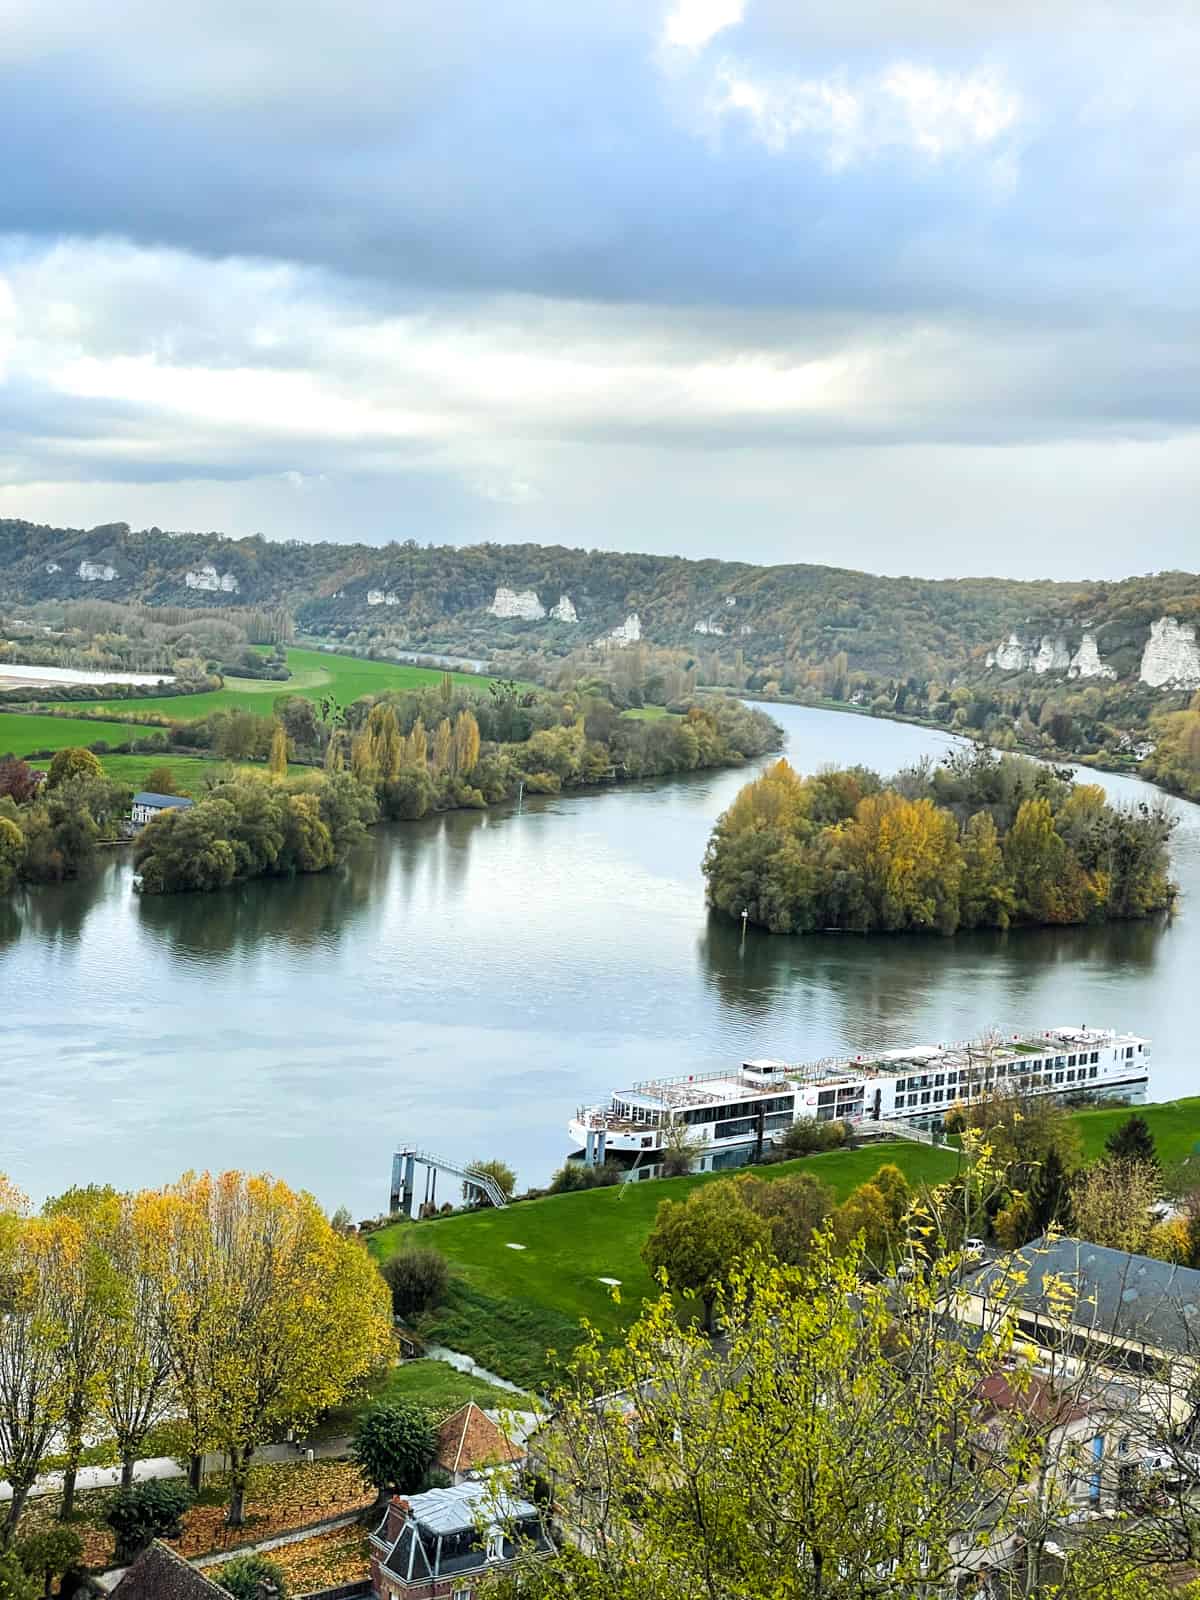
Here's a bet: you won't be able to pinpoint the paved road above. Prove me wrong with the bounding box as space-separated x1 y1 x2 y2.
0 1437 352 1503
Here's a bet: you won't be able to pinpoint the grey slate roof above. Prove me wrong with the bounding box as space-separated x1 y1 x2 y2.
968 1235 1200 1355
110 1542 227 1600
133 792 195 809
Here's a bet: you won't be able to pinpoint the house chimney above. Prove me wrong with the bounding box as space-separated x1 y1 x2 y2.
385 1496 410 1543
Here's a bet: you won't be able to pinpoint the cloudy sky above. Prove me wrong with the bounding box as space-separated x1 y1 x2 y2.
1 0 1197 578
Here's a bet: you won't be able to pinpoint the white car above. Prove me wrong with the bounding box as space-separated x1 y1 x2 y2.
962 1237 987 1259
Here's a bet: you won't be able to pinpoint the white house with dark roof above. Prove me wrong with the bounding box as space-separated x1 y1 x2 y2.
369 1482 553 1600
130 791 194 828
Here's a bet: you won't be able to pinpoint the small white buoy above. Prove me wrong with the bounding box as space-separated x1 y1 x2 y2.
598 1276 621 1286
506 1242 527 1250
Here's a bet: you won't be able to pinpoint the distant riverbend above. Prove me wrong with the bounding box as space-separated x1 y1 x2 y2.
1 703 1196 1218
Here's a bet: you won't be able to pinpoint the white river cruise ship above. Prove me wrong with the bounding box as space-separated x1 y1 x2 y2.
568 1026 1150 1181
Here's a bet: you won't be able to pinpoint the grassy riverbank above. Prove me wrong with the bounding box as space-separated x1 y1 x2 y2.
370 1097 1200 1388
369 1142 959 1387
1073 1095 1200 1167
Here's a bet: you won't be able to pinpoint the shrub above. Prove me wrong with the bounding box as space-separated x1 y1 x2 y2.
214 1555 289 1600
15 1528 83 1598
105 1480 194 1563
548 1160 624 1193
381 1247 450 1320
776 1118 849 1158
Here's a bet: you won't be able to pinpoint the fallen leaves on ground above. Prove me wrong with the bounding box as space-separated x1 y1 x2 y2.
269 1525 372 1592
19 1459 373 1571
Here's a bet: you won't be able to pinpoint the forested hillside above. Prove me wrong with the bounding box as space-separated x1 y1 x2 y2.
0 517 1120 672
3 519 1199 795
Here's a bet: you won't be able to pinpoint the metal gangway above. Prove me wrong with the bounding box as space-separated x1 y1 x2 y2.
867 1118 942 1147
390 1146 509 1216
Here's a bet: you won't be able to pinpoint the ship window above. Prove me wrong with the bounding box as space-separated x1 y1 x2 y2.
1090 1067 1098 1079
764 1112 793 1131
921 1092 931 1105
1126 1047 1134 1059
934 1074 944 1087
1066 1070 1075 1082
1068 1055 1077 1067
818 1091 836 1105
1055 1072 1064 1084
894 1095 905 1108
1091 1052 1099 1063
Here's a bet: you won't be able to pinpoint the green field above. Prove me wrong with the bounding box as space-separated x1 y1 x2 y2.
84 648 496 722
370 1143 958 1385
1072 1096 1200 1168
0 711 150 758
621 705 677 721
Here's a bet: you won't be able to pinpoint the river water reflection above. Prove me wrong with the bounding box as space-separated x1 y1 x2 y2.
1 704 1196 1213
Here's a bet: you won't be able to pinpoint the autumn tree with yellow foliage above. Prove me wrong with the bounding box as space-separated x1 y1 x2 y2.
704 746 1174 935
0 1169 393 1538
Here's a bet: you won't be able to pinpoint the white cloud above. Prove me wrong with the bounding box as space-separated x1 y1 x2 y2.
663 0 744 52
710 59 1021 166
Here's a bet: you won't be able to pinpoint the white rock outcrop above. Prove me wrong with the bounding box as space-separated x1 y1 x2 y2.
550 594 578 622
1033 635 1071 675
1139 616 1200 689
724 595 737 607
44 561 61 574
597 612 641 648
987 634 1031 672
366 589 400 606
185 563 239 593
1067 631 1116 680
77 560 116 582
488 586 546 621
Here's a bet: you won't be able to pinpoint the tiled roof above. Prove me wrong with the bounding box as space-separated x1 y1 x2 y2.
435 1402 523 1476
110 1542 227 1600
974 1370 1089 1427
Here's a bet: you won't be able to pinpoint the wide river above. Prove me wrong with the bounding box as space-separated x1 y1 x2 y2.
2 704 1197 1215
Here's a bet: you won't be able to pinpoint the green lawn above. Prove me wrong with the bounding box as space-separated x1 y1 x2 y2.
312 1358 523 1439
84 648 497 722
0 711 149 757
1071 1097 1200 1168
90 753 229 793
369 1143 958 1386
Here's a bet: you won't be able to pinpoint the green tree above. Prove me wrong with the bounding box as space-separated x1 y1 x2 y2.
958 810 1015 929
1027 1144 1074 1238
1071 1158 1159 1254
641 1179 769 1333
1105 1113 1159 1169
45 748 101 789
833 1181 892 1266
214 1554 289 1600
0 816 23 893
142 766 179 797
735 1171 833 1266
351 1402 436 1506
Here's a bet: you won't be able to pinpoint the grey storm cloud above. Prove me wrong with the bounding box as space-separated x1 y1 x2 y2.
1 0 1199 575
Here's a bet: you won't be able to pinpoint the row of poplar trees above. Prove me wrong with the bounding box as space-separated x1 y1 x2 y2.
0 1171 393 1539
